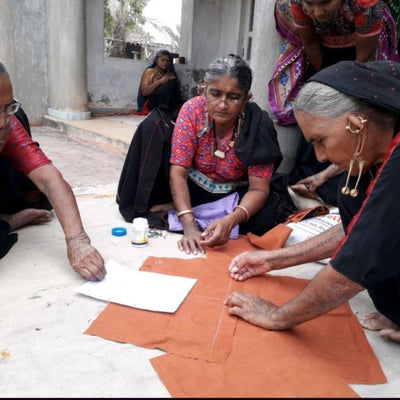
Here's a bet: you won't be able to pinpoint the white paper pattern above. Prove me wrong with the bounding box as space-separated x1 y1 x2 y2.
75 258 197 313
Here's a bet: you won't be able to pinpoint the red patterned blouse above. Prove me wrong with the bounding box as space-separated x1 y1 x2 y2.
2 114 51 175
170 95 274 182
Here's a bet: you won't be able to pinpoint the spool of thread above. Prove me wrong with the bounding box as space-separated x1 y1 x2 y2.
131 217 149 247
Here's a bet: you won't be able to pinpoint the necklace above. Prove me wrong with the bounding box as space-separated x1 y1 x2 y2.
211 120 238 159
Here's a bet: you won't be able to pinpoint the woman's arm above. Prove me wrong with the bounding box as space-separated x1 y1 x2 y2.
355 35 380 62
291 163 345 199
225 264 364 330
28 164 105 281
140 69 169 96
170 164 204 254
229 222 345 281
297 24 323 71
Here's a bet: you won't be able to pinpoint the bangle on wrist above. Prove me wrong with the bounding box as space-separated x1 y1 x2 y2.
177 209 194 218
234 205 250 222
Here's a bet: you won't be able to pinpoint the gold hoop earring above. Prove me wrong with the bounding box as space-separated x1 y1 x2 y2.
345 117 367 134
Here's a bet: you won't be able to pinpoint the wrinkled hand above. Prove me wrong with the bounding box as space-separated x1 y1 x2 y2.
229 250 272 281
224 291 279 330
178 222 204 255
290 173 325 199
67 233 106 281
199 218 232 248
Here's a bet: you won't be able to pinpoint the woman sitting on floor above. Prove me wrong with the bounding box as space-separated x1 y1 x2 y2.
117 55 296 254
135 49 184 117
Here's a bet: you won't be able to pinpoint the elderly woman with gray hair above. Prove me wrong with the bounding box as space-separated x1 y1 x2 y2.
117 55 294 253
169 55 293 255
225 60 400 344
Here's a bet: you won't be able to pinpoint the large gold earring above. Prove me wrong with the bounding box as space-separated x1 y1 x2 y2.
342 119 366 198
341 158 354 195
345 117 367 134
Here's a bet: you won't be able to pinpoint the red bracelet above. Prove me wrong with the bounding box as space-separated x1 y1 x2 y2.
234 205 250 222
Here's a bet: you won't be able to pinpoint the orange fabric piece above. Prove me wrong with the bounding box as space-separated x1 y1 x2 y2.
247 205 331 250
85 239 256 363
151 337 360 398
85 237 386 397
247 223 292 249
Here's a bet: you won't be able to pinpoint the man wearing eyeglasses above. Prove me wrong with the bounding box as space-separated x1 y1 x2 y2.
0 62 106 281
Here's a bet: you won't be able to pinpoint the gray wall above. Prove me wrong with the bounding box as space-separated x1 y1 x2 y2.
180 0 242 69
0 0 48 124
86 0 194 113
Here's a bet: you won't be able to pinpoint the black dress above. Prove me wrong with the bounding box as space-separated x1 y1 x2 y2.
331 132 400 326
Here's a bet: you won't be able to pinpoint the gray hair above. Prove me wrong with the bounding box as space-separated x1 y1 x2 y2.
204 55 252 93
294 81 399 130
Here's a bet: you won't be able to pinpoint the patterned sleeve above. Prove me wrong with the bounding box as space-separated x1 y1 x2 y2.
353 0 384 36
248 163 275 180
2 115 51 175
170 96 204 168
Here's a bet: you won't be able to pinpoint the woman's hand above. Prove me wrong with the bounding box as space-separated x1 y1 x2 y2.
224 291 279 330
199 216 234 248
290 173 324 199
178 219 205 255
67 232 106 281
229 250 273 281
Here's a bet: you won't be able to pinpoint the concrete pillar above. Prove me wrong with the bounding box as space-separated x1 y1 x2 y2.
250 0 301 173
46 0 90 120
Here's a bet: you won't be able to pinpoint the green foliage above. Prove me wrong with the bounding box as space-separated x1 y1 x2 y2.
104 0 149 40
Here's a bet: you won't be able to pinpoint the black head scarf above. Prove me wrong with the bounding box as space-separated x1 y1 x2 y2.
235 101 282 171
307 60 400 113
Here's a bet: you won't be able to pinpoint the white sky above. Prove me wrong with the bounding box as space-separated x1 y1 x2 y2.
143 0 182 43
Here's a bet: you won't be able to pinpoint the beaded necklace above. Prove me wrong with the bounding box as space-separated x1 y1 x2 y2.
211 119 238 159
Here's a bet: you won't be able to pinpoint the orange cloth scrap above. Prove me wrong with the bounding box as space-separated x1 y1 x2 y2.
85 237 386 397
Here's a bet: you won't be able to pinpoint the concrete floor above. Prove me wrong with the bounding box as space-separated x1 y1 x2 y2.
1 119 400 397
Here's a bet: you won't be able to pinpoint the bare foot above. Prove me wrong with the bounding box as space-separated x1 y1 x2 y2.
0 209 53 231
360 312 399 331
149 203 175 213
379 329 400 343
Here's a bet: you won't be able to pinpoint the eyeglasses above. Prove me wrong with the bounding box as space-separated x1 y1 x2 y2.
0 100 21 116
206 89 244 105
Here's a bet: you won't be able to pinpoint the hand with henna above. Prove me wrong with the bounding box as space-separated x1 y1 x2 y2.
66 230 106 281
224 291 280 330
229 250 273 281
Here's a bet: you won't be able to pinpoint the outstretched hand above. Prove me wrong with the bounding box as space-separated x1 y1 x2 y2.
177 222 205 255
229 250 273 281
67 232 106 281
224 291 279 330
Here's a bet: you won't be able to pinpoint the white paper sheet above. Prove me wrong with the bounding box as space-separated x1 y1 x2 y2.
75 258 197 313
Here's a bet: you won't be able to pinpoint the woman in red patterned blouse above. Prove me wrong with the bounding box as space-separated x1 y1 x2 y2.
169 55 289 255
269 0 399 125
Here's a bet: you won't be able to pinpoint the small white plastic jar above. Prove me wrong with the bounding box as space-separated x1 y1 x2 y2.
131 217 149 247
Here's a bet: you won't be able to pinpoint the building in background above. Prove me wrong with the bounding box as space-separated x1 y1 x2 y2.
0 0 299 171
